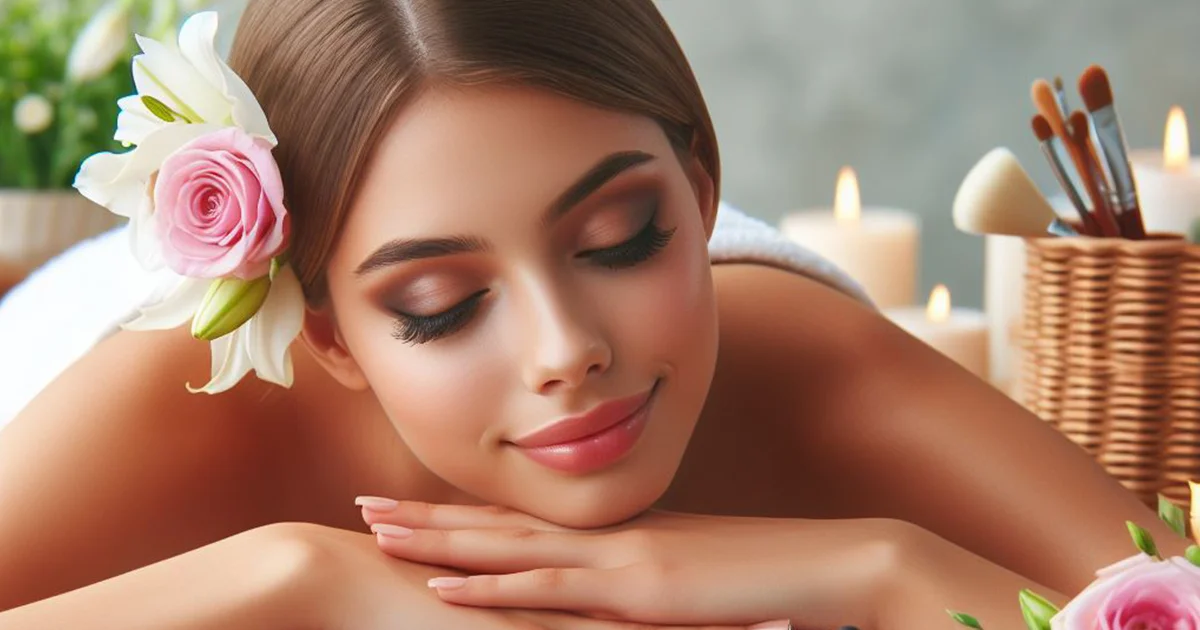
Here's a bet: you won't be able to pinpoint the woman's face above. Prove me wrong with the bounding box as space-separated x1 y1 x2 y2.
318 85 718 528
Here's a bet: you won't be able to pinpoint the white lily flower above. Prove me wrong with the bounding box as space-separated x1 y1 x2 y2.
66 0 133 83
74 122 224 270
74 9 302 395
115 10 275 146
123 265 306 394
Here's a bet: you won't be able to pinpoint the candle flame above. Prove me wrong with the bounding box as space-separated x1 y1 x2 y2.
833 166 861 223
926 284 951 323
1164 106 1190 172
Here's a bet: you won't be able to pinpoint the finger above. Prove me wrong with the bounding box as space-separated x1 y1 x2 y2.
509 609 766 630
356 497 569 532
428 568 619 612
373 525 598 573
431 569 793 629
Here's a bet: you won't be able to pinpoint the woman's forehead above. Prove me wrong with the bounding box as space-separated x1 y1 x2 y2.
342 85 672 234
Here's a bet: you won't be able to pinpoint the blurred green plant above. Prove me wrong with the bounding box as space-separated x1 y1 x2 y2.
0 0 207 190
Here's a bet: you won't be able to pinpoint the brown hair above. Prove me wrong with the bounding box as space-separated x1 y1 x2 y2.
228 0 719 301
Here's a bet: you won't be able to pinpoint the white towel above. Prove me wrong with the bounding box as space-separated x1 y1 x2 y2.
0 201 870 427
708 202 872 304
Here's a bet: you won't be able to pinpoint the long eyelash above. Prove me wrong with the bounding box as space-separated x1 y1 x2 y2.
391 290 487 345
587 209 676 270
390 209 672 344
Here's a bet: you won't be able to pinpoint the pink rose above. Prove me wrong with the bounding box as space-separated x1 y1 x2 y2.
154 127 289 279
1051 554 1200 630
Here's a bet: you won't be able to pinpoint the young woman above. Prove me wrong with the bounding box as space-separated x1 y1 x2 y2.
0 0 1187 628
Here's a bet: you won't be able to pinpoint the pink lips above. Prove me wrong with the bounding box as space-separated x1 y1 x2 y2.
511 383 658 475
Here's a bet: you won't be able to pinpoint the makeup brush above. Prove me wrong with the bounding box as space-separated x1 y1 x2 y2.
1032 78 1069 139
1048 218 1081 237
1032 79 1116 232
1031 114 1099 235
1053 76 1071 117
953 147 1059 237
1066 110 1121 237
1079 64 1147 239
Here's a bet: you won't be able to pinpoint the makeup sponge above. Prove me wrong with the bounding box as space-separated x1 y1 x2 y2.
953 147 1057 237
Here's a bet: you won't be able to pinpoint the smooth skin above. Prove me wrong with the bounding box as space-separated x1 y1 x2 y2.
0 85 1189 628
0 262 1185 629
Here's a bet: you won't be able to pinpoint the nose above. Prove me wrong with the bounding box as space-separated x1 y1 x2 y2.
520 288 612 395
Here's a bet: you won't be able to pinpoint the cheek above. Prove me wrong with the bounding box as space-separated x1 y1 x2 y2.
617 219 717 367
336 308 505 470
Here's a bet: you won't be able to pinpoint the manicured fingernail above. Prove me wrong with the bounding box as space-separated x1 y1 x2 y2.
749 621 791 630
428 577 468 590
371 523 414 539
355 496 399 512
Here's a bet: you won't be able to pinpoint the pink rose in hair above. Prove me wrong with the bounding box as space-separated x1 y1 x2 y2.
1051 553 1200 630
153 127 289 280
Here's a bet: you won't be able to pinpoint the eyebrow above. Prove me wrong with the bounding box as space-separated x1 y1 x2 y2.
354 150 656 276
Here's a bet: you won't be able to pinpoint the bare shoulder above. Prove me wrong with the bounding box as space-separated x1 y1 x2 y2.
663 264 896 516
710 263 887 387
0 325 297 610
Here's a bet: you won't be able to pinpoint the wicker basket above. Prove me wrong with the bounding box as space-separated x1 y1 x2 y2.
1019 234 1200 510
0 190 125 274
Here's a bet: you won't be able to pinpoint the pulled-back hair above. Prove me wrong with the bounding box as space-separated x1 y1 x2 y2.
228 0 719 301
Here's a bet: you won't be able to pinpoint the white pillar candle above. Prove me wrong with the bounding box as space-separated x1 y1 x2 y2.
780 167 920 308
981 196 1077 400
984 235 1025 397
885 285 989 380
1130 106 1200 237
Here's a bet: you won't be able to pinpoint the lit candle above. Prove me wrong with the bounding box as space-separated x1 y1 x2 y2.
1130 106 1200 236
780 167 920 308
885 285 990 380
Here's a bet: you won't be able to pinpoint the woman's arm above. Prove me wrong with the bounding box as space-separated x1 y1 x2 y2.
356 498 1070 630
0 328 286 610
715 264 1189 595
0 524 320 629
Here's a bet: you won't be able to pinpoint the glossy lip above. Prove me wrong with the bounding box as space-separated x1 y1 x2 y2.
511 383 658 448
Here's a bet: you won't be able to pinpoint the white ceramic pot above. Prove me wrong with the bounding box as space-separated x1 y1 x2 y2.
0 189 125 273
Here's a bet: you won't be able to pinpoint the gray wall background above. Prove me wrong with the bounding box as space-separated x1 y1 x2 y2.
217 0 1200 307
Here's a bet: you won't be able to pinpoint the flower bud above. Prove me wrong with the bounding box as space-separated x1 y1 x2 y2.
13 93 53 134
1159 493 1187 538
191 276 271 341
1018 589 1058 630
1126 521 1160 559
67 0 133 83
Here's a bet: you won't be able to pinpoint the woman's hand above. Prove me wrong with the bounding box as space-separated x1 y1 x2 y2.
269 521 774 630
357 498 917 629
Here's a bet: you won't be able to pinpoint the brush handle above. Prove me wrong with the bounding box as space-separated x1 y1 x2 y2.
1041 139 1100 236
1067 121 1121 237
1048 218 1081 237
1091 105 1147 239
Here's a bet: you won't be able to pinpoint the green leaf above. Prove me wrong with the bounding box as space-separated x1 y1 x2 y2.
1126 521 1160 559
946 610 983 629
1187 545 1200 568
1018 589 1058 630
141 94 179 123
1159 494 1188 538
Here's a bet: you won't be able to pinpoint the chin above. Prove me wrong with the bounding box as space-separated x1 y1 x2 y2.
516 467 677 529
